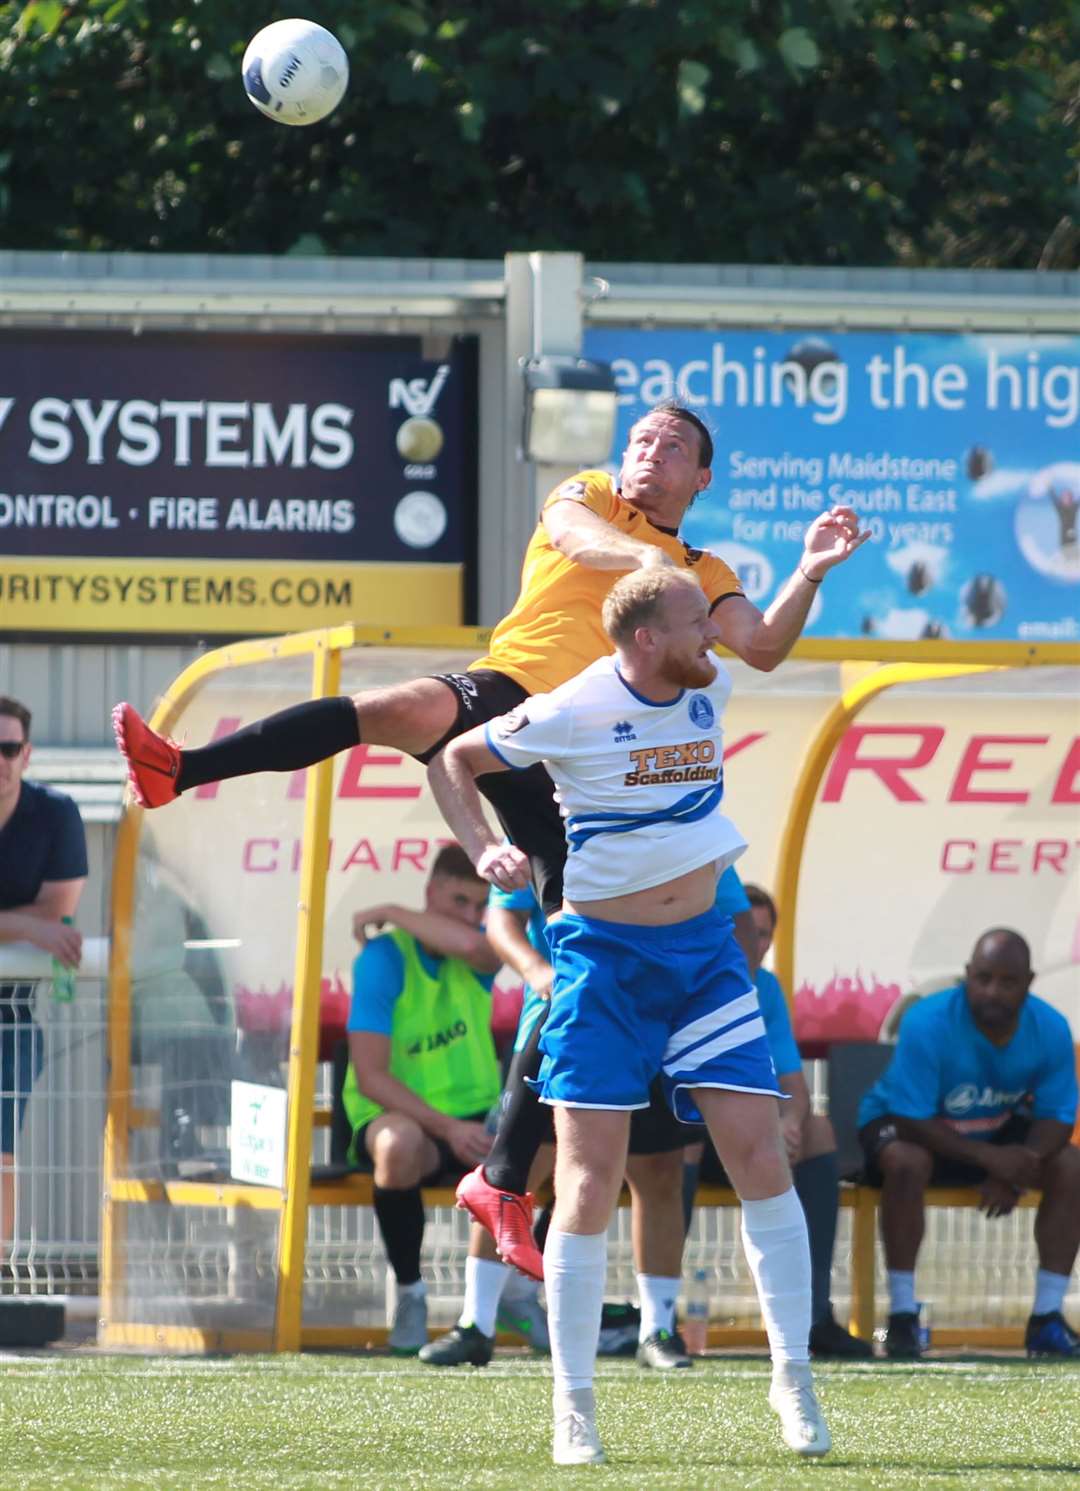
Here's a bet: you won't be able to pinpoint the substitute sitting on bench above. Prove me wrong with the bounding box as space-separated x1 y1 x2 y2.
343 844 503 1354
858 927 1080 1359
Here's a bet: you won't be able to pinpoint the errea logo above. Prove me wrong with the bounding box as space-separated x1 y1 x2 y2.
613 720 636 742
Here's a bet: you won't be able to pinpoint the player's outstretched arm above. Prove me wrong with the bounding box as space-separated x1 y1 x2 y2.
543 498 675 572
713 505 871 671
486 904 555 1001
427 729 531 889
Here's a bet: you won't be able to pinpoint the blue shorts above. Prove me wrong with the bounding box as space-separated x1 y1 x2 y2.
1 1019 44 1153
533 906 780 1123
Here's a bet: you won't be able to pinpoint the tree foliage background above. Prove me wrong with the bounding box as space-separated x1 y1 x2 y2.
2 0 1080 266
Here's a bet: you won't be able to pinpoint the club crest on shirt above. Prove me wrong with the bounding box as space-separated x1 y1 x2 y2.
688 694 715 729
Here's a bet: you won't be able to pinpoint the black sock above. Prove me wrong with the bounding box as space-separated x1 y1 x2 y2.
794 1151 840 1325
483 1013 550 1195
532 1202 553 1255
176 696 360 793
681 1159 700 1236
373 1184 425 1285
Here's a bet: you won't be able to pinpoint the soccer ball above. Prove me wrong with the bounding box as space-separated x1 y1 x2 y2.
242 19 348 127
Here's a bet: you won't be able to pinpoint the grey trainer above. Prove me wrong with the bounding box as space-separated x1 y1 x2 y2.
388 1289 428 1355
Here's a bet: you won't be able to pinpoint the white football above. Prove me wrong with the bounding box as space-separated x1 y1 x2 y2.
242 19 348 127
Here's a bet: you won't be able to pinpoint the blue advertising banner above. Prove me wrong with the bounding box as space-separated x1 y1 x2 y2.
585 327 1080 653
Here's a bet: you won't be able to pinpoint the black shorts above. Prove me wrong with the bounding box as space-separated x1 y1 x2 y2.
858 1112 1033 1186
352 1108 491 1183
629 1081 707 1155
520 1074 705 1156
419 669 566 915
697 1137 732 1186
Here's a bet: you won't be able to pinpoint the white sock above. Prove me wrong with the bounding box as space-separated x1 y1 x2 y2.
740 1188 811 1368
459 1255 510 1337
544 1228 607 1393
397 1278 426 1299
888 1270 917 1316
636 1274 680 1340
1033 1268 1069 1317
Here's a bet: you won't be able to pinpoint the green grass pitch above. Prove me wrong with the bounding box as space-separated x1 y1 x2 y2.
1 1352 1078 1490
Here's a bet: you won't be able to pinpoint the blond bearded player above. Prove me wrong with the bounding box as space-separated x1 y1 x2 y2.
428 567 831 1466
113 401 868 1271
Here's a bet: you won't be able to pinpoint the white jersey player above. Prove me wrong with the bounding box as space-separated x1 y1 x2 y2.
430 567 831 1469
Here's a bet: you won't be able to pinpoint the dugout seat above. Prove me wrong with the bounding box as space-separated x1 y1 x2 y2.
309 1038 362 1183
826 1040 894 1182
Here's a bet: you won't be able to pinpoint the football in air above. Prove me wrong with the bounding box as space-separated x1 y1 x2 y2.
242 19 348 126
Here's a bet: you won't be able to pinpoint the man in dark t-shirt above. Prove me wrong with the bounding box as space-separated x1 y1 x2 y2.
0 696 87 1259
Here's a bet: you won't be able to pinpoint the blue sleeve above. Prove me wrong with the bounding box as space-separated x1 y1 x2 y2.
714 865 750 918
1031 1011 1079 1125
347 935 405 1036
876 1006 945 1120
44 794 88 881
487 884 537 915
754 969 802 1077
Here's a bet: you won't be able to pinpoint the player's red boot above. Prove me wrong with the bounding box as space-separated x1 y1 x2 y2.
456 1167 544 1282
112 702 182 809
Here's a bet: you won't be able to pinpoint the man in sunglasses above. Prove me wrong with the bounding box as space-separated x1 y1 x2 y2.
0 697 87 1260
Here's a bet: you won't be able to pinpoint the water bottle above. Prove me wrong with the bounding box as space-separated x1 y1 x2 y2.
682 1267 709 1355
50 916 77 1003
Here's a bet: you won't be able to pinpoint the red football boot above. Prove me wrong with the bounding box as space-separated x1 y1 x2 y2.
112 702 182 809
456 1166 544 1282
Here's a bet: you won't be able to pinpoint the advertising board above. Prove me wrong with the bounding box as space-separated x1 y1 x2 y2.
136 658 1079 1052
0 331 476 635
586 327 1080 656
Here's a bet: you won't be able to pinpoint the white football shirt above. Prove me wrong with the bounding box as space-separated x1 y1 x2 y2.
484 655 746 901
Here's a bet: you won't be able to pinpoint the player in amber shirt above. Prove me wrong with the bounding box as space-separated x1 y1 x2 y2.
115 400 866 916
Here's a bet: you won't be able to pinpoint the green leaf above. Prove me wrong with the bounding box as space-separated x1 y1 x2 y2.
778 27 821 74
733 38 762 73
387 5 428 39
677 59 710 116
18 0 65 36
286 233 327 257
457 100 485 143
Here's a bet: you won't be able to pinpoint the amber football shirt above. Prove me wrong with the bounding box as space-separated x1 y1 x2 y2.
469 471 743 695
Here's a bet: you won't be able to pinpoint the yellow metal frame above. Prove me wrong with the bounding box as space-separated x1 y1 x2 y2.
771 662 1005 1000
766 654 1073 1346
775 637 1078 667
102 628 1074 1353
102 623 450 1350
274 638 340 1350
